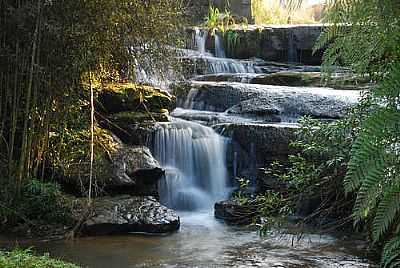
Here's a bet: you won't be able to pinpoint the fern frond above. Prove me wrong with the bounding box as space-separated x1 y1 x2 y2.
381 235 400 268
373 185 400 243
344 108 400 195
345 107 400 224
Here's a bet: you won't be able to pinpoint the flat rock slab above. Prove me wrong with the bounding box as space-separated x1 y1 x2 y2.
185 81 360 120
81 196 180 236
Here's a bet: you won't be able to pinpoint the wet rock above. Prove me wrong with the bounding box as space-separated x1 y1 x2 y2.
186 81 360 120
215 123 299 165
187 25 324 64
81 196 180 235
215 200 254 225
100 118 159 146
107 139 164 196
98 82 175 114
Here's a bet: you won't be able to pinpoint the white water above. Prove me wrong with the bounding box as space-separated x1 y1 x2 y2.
194 28 208 55
215 33 226 58
190 28 262 74
153 118 230 211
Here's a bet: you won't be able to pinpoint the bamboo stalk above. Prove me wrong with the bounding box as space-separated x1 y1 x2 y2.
17 0 42 188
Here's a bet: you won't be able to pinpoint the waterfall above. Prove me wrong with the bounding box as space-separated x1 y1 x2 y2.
214 33 226 58
204 57 262 74
194 28 208 55
153 118 229 211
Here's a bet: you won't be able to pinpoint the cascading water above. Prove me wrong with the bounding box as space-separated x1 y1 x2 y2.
214 33 226 58
194 28 208 55
190 28 262 74
153 118 230 211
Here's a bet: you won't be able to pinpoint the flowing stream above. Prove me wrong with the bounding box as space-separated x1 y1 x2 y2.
0 212 373 268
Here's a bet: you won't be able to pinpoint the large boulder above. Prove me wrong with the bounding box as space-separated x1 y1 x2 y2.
80 196 180 235
107 138 164 196
185 81 360 120
214 199 254 225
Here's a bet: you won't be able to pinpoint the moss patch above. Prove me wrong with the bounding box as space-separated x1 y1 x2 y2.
98 82 175 114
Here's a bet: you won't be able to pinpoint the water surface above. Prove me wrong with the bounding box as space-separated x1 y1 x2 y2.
1 212 374 268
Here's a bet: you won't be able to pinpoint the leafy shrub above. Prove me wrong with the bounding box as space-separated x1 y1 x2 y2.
263 96 372 226
204 6 236 35
0 180 73 227
0 249 80 268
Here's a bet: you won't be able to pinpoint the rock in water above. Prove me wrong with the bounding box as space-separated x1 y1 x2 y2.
81 196 180 235
214 200 254 225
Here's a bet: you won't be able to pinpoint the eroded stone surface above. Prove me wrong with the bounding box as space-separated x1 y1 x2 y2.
81 196 180 235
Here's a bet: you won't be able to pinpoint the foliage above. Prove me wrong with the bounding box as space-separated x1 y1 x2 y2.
0 179 73 227
225 30 241 55
0 249 80 268
344 65 400 266
204 6 236 35
313 0 400 266
232 177 291 232
315 0 400 76
232 178 251 205
0 0 184 199
263 95 372 228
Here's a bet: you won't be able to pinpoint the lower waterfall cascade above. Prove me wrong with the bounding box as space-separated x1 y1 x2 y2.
152 118 230 211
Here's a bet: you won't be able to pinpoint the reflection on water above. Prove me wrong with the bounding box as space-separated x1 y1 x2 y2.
0 212 374 268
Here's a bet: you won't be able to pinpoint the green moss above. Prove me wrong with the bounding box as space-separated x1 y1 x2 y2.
99 83 175 114
0 249 80 268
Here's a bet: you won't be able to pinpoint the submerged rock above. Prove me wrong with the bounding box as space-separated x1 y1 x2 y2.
81 196 180 235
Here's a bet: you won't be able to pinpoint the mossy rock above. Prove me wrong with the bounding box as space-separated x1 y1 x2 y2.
98 82 176 114
251 72 321 87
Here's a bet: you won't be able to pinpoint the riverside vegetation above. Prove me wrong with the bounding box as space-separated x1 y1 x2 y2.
226 0 400 267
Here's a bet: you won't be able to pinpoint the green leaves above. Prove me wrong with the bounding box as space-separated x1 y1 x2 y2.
344 63 400 266
381 235 400 268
